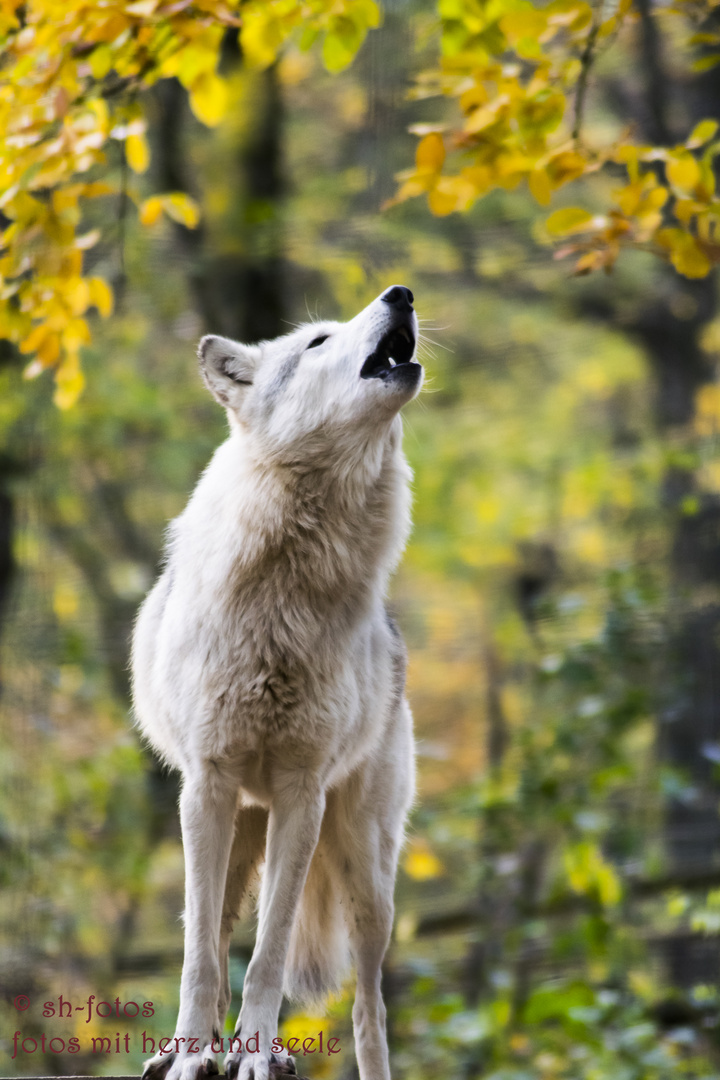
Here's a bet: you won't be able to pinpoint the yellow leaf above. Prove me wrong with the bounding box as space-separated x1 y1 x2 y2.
688 119 719 147
547 150 587 187
64 318 91 350
37 333 60 367
280 1010 333 1046
20 323 50 354
352 0 381 29
638 185 668 213
428 181 458 216
241 11 284 69
462 164 492 196
65 277 90 316
139 193 201 229
574 251 605 275
655 226 684 251
615 145 640 182
500 8 547 49
392 176 433 202
88 277 113 317
613 181 642 216
564 842 621 906
597 862 622 906
189 71 228 127
460 84 488 114
464 102 503 135
139 195 164 226
528 167 552 206
696 384 720 435
164 193 201 228
322 30 357 73
54 357 85 409
657 228 712 277
666 153 700 193
635 184 668 229
89 44 113 80
545 206 595 236
673 236 712 278
404 840 444 881
416 132 445 173
52 188 80 217
126 133 150 174
699 159 716 200
81 182 115 198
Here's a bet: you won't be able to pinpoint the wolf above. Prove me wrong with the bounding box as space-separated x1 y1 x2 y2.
131 285 422 1080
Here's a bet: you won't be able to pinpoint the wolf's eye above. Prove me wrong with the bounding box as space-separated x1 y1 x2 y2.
306 335 329 350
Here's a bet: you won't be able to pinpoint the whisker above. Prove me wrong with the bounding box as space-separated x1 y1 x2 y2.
403 413 419 442
419 333 452 351
417 338 439 355
417 340 440 360
304 297 323 323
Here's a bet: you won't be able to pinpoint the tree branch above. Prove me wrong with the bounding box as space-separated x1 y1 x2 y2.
573 21 601 142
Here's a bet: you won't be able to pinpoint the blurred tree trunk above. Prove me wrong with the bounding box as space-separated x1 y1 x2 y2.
629 6 720 978
0 480 15 693
0 345 27 695
154 58 286 344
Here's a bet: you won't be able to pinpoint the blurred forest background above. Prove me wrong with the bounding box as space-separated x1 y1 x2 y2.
4 1 720 1078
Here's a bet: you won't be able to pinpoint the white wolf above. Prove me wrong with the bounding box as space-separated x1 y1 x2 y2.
131 286 422 1080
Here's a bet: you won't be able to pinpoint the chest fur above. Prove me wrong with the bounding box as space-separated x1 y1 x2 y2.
166 455 406 737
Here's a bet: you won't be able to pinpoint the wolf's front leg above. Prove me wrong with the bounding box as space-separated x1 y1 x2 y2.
143 769 239 1080
226 777 325 1080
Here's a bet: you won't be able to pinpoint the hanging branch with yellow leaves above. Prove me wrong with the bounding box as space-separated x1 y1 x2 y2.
7 0 720 409
0 0 380 407
392 0 720 282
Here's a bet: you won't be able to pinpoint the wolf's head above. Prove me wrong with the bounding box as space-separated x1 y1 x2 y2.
197 287 422 465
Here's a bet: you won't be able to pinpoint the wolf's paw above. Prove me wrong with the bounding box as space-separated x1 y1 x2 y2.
142 1050 176 1080
142 1045 219 1080
224 1048 307 1080
269 1053 306 1078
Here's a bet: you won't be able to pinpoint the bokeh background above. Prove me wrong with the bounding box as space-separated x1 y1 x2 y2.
3 5 720 1078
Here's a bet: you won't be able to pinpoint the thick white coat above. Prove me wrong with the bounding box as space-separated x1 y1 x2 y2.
132 289 421 1080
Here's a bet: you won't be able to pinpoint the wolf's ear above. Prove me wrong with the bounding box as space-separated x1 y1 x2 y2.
198 334 260 408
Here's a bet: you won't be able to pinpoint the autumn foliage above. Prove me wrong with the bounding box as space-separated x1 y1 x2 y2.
394 0 720 280
0 0 380 406
3 0 720 405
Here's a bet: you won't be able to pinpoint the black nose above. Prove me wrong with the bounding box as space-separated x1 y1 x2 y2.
381 285 414 312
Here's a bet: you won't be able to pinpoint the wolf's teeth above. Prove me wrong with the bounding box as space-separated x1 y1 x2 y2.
389 357 397 366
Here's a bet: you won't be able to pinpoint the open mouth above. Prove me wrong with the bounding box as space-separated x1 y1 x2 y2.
360 325 418 380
